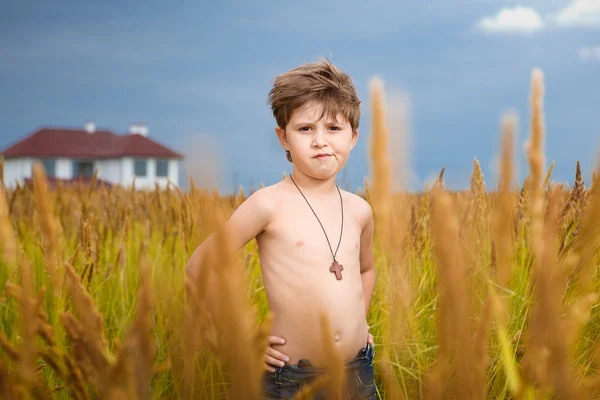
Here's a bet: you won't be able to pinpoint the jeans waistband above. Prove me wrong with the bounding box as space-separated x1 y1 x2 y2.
274 342 374 383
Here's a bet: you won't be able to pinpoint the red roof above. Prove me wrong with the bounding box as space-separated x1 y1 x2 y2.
0 127 184 160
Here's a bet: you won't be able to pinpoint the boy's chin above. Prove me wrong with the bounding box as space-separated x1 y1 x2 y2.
304 168 344 181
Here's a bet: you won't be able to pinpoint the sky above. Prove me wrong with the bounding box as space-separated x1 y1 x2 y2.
1 0 599 194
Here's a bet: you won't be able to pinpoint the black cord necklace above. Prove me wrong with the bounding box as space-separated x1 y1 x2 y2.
289 174 345 280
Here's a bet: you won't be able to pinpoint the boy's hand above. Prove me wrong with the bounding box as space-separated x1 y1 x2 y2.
263 334 374 373
264 336 289 373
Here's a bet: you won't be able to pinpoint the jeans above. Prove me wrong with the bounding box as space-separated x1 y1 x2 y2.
261 343 377 399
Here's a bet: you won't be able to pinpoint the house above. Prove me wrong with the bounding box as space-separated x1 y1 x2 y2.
0 121 183 190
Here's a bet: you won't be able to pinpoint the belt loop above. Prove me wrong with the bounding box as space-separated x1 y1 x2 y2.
275 367 282 384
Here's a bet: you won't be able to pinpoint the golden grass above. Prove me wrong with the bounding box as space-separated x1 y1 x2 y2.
0 68 599 399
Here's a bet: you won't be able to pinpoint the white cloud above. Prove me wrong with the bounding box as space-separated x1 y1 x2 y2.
476 6 545 33
553 0 600 28
476 1 600 35
579 46 600 60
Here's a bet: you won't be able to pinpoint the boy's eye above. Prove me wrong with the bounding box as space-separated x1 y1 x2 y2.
299 127 311 131
329 126 341 131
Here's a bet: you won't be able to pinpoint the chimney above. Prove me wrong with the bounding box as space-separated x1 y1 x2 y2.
85 120 96 134
129 123 149 137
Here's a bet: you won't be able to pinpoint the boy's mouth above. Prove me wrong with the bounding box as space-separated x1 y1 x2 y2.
314 153 331 158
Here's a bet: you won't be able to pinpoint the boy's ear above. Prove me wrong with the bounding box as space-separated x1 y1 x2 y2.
351 129 359 150
275 126 290 151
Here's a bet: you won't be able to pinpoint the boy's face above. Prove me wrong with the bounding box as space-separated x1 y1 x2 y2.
276 101 358 181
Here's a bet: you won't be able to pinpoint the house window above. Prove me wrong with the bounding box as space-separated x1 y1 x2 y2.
156 160 169 177
73 161 95 179
134 159 147 177
40 159 56 177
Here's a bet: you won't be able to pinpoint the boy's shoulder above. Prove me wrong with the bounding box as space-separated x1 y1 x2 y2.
244 181 287 211
339 188 373 222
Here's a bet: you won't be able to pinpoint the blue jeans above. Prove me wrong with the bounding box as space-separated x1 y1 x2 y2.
262 343 377 399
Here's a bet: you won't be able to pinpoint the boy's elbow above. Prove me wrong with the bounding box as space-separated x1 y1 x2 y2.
185 260 197 280
185 244 205 280
361 260 376 275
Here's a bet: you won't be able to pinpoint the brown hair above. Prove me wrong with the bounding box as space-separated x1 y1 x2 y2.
267 58 361 162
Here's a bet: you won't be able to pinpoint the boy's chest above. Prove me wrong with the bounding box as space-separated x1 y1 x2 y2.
265 204 362 258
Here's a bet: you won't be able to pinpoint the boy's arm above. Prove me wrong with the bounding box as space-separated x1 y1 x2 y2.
185 188 274 280
359 202 376 317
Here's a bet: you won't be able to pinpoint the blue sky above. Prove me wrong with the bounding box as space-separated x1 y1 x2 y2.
1 0 599 193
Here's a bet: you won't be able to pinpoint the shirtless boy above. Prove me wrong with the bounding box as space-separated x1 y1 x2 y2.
186 59 377 399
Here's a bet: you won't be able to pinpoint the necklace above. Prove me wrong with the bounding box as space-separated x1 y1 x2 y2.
289 174 344 280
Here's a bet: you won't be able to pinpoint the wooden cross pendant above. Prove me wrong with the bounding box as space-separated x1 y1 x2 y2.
330 260 344 280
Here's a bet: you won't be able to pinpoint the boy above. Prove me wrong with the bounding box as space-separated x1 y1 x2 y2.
186 59 377 399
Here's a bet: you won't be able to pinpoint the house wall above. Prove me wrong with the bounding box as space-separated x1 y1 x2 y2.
120 157 179 190
3 158 33 187
121 157 134 187
3 156 180 190
95 159 121 184
168 159 179 187
55 158 72 179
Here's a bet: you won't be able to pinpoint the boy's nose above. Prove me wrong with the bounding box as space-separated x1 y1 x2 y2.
312 130 327 147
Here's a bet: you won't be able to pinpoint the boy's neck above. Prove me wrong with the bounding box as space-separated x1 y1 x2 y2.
289 169 338 196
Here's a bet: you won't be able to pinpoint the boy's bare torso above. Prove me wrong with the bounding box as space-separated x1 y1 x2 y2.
256 180 370 368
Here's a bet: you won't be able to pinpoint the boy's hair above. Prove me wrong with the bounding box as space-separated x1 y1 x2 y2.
267 58 361 162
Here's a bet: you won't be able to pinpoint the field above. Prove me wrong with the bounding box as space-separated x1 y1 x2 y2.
1 69 600 399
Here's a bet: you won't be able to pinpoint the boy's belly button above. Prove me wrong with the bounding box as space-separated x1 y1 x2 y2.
334 332 341 342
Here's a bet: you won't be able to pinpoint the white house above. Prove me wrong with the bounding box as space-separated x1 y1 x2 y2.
1 122 183 190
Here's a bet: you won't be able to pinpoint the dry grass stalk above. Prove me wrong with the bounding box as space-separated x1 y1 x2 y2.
525 69 546 268
0 184 16 267
542 160 555 194
486 113 521 396
299 312 346 399
470 159 485 204
494 114 517 288
0 360 19 399
520 67 576 397
195 208 265 400
409 203 418 249
426 188 477 399
379 349 403 400
369 77 392 250
318 311 345 400
561 161 585 221
291 312 345 399
0 330 19 362
16 257 37 384
569 160 600 290
521 186 576 398
516 176 531 226
436 167 445 189
124 256 157 400
32 162 61 290
61 261 112 392
368 78 412 389
559 162 586 256
8 184 19 216
527 68 545 196
183 244 217 396
464 158 488 269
